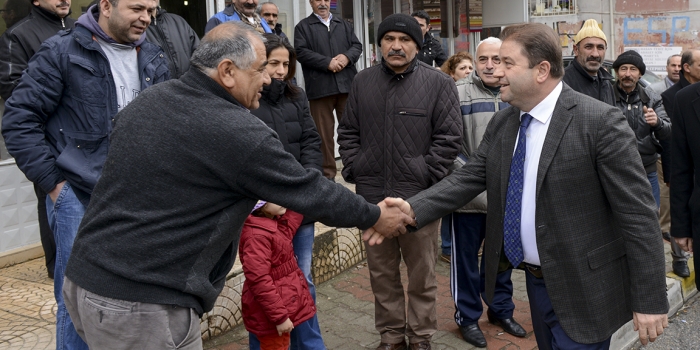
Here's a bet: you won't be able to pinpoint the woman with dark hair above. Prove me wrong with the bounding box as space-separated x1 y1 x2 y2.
441 51 474 82
248 33 326 350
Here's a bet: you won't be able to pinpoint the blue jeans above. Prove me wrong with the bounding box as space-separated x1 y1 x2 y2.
46 183 89 350
647 171 660 209
249 223 325 349
440 213 452 256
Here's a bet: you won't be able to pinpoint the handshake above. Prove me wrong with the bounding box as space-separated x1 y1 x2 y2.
363 198 416 246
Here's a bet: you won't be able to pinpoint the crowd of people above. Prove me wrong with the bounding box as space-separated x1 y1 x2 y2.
0 0 698 350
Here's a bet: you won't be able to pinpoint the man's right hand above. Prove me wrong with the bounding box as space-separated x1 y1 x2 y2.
363 198 416 245
48 181 66 203
674 237 694 253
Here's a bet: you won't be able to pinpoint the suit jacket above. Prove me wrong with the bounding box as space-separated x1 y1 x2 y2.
408 83 668 343
670 82 700 288
660 73 693 183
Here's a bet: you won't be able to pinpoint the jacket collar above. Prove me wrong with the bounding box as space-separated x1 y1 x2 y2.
261 78 286 105
181 68 248 110
306 12 340 25
471 70 500 95
380 57 419 79
677 71 692 89
614 81 650 104
244 215 279 233
571 57 614 82
32 4 69 24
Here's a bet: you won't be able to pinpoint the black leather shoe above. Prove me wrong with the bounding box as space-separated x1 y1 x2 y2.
376 341 407 350
673 261 691 278
458 324 486 348
487 310 526 337
409 341 431 350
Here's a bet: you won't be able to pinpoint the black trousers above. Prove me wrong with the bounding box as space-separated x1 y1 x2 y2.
34 183 56 277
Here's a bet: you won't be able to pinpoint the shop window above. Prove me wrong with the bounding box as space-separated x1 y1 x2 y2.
530 0 578 17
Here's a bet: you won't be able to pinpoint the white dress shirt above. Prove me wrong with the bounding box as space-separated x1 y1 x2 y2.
516 81 563 266
314 13 333 28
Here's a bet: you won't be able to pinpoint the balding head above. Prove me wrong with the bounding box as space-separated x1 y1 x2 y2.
191 21 271 109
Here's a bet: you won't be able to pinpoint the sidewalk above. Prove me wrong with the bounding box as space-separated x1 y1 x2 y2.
203 240 692 350
0 235 693 349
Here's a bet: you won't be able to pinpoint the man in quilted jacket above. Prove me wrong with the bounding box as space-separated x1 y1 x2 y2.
338 13 462 350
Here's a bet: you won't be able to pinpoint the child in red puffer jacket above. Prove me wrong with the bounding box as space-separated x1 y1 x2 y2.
239 201 317 350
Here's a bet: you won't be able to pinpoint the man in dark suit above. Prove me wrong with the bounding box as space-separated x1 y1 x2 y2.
367 22 669 349
670 82 700 290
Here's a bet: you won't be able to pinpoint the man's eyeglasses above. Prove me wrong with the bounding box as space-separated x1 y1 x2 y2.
262 13 278 18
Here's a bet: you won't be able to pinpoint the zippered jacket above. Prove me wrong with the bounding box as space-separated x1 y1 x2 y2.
294 13 362 100
2 24 169 203
613 83 671 173
454 71 509 214
240 211 316 337
146 7 199 79
0 5 76 100
417 33 447 67
338 58 462 204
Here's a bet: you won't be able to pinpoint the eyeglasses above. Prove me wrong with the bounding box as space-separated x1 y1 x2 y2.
262 12 278 17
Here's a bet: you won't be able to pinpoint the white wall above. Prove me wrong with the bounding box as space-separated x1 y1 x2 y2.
0 160 40 255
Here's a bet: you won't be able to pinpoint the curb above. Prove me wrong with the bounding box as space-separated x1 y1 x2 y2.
612 256 696 350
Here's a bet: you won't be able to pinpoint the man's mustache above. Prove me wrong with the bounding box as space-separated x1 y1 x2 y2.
586 57 601 63
388 50 406 57
243 3 256 8
318 5 328 10
58 1 69 6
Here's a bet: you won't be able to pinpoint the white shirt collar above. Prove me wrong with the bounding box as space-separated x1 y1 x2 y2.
519 81 563 125
314 12 333 27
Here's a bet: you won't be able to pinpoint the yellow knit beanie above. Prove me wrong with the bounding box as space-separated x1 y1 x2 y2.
573 19 607 45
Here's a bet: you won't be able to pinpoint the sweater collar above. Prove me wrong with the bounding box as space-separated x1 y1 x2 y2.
180 68 247 110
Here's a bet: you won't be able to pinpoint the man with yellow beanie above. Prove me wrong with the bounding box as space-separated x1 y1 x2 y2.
563 19 616 105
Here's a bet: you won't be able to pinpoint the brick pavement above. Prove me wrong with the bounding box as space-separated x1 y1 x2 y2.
0 232 685 350
204 236 682 350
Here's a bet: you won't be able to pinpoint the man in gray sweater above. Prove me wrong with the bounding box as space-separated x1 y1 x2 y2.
62 22 409 349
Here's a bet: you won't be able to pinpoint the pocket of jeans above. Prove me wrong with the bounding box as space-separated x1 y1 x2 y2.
51 182 72 209
83 290 133 314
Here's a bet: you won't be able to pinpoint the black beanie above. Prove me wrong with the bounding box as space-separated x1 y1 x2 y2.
377 13 423 50
612 50 646 75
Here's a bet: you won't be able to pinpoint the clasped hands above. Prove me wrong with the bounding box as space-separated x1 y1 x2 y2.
327 54 350 73
363 197 416 245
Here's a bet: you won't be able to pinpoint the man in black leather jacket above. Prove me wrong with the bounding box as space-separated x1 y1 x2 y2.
412 10 446 68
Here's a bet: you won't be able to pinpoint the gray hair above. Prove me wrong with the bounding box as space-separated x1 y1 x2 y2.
256 1 278 15
476 36 502 52
190 22 265 73
667 54 681 66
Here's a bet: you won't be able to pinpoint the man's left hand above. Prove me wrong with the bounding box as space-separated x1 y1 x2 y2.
633 312 668 345
643 106 658 127
333 54 350 71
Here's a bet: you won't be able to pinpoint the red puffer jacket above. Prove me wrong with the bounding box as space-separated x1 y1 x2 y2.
239 210 316 337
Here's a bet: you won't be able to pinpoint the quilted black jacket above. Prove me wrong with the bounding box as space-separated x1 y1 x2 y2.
338 59 462 204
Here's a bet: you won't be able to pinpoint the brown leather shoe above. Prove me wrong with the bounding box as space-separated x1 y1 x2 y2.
376 341 407 350
409 341 431 350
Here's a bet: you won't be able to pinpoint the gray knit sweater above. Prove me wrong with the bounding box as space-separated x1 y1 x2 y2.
65 68 380 315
